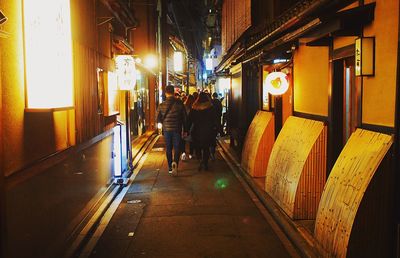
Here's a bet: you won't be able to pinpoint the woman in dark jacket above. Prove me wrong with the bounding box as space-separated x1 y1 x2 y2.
188 92 216 170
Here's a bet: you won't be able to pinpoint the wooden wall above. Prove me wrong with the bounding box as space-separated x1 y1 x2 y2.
73 43 103 143
221 0 251 54
265 116 327 219
314 129 393 257
294 126 327 219
241 111 275 177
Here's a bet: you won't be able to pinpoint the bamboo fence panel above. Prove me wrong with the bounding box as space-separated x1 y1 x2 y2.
314 129 393 257
241 111 275 177
265 116 326 219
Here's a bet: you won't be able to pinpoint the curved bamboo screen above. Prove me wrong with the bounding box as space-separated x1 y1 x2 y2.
314 129 393 257
241 111 275 177
265 116 327 219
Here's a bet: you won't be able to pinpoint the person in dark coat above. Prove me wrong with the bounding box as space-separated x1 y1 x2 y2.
181 94 196 160
156 85 187 175
188 92 216 171
210 92 223 160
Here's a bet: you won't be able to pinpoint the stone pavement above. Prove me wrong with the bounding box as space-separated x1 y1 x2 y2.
88 137 293 258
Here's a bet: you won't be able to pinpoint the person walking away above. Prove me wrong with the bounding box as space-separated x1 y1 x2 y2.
210 92 223 160
188 92 216 171
181 95 195 160
156 85 187 175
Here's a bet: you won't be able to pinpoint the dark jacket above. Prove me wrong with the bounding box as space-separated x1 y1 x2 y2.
157 97 186 133
188 100 216 148
211 98 222 118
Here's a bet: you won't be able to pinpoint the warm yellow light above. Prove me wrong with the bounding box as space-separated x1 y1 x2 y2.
105 71 119 116
115 55 136 90
265 72 289 95
144 54 157 69
23 0 74 109
174 51 183 72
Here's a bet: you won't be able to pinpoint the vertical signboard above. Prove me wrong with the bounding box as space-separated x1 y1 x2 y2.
355 37 375 76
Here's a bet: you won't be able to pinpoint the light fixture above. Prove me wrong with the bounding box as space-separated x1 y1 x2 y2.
355 37 375 76
144 54 157 69
115 55 136 90
206 58 213 71
174 51 183 72
218 77 230 92
265 72 289 95
23 0 74 109
113 125 122 177
273 59 290 64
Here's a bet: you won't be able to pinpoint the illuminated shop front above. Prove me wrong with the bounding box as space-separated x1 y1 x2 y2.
130 68 150 137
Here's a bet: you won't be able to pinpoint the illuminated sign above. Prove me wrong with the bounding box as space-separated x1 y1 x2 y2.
115 55 136 90
265 72 289 95
218 77 230 92
113 126 122 177
174 51 183 72
355 37 375 76
206 58 213 71
23 0 73 109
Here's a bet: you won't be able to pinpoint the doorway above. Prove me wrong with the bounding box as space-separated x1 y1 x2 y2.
331 56 360 167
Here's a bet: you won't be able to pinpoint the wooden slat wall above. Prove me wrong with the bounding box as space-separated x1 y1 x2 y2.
265 116 326 219
241 111 275 177
221 0 251 54
293 126 327 219
314 129 393 258
73 42 104 144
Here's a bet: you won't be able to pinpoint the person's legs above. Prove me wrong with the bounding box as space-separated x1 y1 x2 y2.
180 137 186 160
203 146 210 170
164 131 173 170
189 141 194 158
210 140 216 160
172 132 182 166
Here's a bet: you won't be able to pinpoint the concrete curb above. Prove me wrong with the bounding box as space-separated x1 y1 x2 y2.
217 139 322 258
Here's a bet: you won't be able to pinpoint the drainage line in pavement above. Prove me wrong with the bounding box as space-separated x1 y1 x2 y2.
65 133 159 258
217 140 320 258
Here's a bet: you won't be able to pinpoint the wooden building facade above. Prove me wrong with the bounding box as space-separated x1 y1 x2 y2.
218 0 400 256
0 0 159 257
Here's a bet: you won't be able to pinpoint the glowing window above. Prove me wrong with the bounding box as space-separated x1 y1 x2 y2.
174 51 183 72
23 0 74 109
104 71 119 116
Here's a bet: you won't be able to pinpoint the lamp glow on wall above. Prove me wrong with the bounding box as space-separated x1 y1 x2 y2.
174 51 183 72
264 72 289 95
355 37 375 76
23 0 74 109
115 55 136 90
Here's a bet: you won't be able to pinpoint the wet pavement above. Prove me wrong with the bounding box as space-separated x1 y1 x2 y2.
88 137 292 258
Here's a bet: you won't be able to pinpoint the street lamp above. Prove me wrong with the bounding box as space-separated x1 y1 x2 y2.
144 54 157 69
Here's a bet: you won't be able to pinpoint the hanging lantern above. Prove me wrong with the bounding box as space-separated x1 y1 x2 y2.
265 72 289 95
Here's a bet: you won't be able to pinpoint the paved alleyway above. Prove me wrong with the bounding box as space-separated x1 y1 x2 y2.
88 137 293 258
